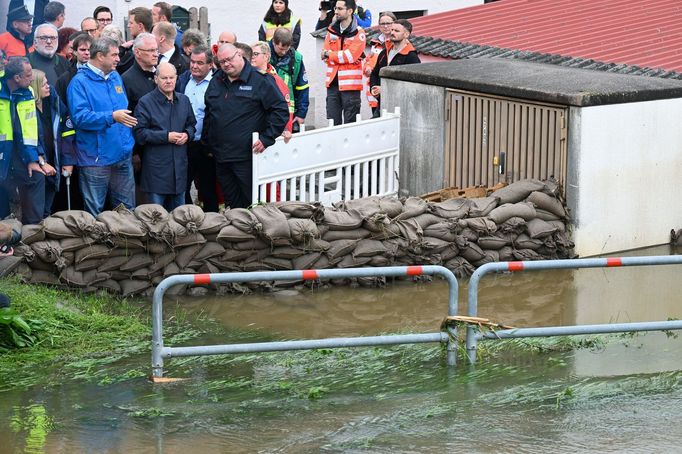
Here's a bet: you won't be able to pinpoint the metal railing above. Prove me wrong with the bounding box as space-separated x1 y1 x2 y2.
252 109 400 206
152 265 458 379
465 255 682 363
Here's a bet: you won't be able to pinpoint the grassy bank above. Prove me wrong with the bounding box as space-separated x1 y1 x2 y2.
0 277 201 391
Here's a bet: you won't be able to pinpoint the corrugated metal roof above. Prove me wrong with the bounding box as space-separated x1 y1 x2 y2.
407 0 682 74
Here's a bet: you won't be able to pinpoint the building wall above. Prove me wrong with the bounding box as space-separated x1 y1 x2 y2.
381 78 445 197
570 98 682 256
0 0 482 128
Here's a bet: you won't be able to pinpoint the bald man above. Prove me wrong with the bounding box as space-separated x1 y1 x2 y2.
133 61 196 210
203 43 289 208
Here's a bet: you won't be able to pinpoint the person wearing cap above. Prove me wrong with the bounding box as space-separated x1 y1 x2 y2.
0 5 33 57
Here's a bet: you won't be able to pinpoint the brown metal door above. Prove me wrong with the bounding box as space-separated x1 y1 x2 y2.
444 89 568 191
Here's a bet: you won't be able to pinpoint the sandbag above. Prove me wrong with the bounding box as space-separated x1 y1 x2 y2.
175 244 204 269
93 279 121 293
288 218 320 244
74 258 104 272
13 243 35 262
21 224 45 245
326 240 358 260
233 239 270 251
53 210 97 236
271 246 304 259
458 239 486 263
353 239 388 257
134 204 169 238
119 279 151 297
174 232 207 248
468 196 499 218
75 244 110 263
0 256 23 277
526 218 559 239
336 196 383 217
276 201 325 222
252 204 291 242
261 257 293 270
445 257 475 279
477 236 509 250
120 254 154 272
497 216 527 233
514 233 543 250
41 217 78 239
292 252 321 269
31 240 63 263
498 246 515 261
362 213 391 234
429 198 471 220
193 243 225 262
369 255 392 267
492 179 547 204
378 196 404 218
217 225 257 245
96 206 146 239
458 217 497 235
526 191 566 218
512 249 545 261
322 228 371 242
411 213 444 230
59 237 91 252
220 248 256 262
30 269 60 285
420 237 452 254
97 255 130 272
336 254 371 268
225 208 262 234
323 209 364 231
395 197 428 220
423 222 458 242
488 202 537 224
171 204 206 233
198 212 229 234
535 208 562 221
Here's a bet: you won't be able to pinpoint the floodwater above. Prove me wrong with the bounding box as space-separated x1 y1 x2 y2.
4 245 682 453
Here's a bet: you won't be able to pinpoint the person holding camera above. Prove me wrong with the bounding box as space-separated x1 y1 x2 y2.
259 0 302 50
315 1 334 31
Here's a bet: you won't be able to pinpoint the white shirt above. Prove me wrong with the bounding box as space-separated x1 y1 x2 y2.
159 47 175 63
184 71 213 141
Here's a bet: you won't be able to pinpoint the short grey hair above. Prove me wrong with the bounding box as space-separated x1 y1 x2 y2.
5 57 30 80
181 28 205 48
101 24 124 46
34 23 58 41
133 32 156 50
89 37 118 59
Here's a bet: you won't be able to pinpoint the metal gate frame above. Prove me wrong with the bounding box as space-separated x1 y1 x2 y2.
152 266 459 380
464 255 682 363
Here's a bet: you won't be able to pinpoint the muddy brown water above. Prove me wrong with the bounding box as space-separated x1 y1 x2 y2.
4 245 682 452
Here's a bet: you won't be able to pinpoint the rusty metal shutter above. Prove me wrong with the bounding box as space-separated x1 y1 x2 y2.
444 89 568 192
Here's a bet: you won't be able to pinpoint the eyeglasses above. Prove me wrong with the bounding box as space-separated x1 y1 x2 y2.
251 52 263 57
138 48 159 54
379 21 394 26
97 18 112 23
36 36 57 42
217 51 240 65
334 6 347 11
83 28 97 33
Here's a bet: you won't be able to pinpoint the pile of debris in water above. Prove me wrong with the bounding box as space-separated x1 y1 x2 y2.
0 179 574 296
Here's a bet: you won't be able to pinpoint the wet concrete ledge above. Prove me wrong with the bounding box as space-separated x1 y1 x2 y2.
380 58 682 107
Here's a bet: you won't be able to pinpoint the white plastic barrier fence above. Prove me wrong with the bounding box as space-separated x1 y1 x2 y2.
252 109 400 206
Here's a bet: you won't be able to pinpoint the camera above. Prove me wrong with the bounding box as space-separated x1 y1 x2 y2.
319 1 332 11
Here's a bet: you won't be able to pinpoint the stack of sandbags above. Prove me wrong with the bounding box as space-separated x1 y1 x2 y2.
8 179 574 296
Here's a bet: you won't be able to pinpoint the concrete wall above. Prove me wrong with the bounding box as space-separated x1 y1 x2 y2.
0 0 482 128
570 98 682 256
382 78 445 197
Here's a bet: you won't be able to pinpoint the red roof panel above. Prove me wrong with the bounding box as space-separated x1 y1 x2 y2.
411 0 682 72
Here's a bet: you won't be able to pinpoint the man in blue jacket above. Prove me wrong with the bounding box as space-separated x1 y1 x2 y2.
67 37 137 216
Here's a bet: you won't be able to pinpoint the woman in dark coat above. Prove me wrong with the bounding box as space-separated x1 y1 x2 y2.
133 62 196 210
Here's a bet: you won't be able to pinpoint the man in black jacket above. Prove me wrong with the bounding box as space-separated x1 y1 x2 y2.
369 19 420 115
122 32 158 115
55 32 92 102
134 62 196 210
203 43 289 209
28 23 69 85
152 21 188 76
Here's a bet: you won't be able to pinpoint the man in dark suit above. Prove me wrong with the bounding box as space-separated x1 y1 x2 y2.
152 21 188 76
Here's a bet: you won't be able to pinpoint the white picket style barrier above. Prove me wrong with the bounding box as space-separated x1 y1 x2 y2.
252 109 400 206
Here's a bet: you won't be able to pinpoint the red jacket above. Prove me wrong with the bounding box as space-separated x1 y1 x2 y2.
266 64 293 132
323 17 366 92
0 31 28 57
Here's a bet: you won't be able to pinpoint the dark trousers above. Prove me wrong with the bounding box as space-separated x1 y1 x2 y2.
326 84 361 126
186 141 218 212
0 156 46 225
216 160 252 209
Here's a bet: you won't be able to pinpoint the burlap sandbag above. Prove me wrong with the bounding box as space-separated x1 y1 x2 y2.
21 224 45 245
336 254 371 268
512 249 544 261
163 261 180 276
363 212 391 234
74 244 110 263
175 244 204 269
93 279 122 293
53 210 97 236
288 218 320 244
220 248 256 262
148 252 177 273
526 218 559 239
198 212 229 235
353 239 388 257
472 249 500 267
292 252 321 269
208 257 242 272
96 206 146 239
119 279 151 297
217 225 257 245
498 246 515 261
252 204 291 243
477 236 509 250
423 221 458 242
225 208 262 234
59 237 91 252
131 267 154 280
233 239 270 251
514 233 543 250
395 197 428 220
335 196 383 217
458 217 497 236
322 228 371 242
526 191 566 219
440 244 460 261
193 243 225 262
42 217 78 239
0 256 23 277
134 204 169 238
411 213 444 230
457 238 486 263
323 209 364 231
326 239 358 260
445 256 475 279
468 196 499 218
488 202 537 224
174 232 207 248
276 201 325 222
31 240 63 263
74 258 104 272
97 255 130 272
30 269 60 285
369 255 392 267
492 179 547 204
261 256 293 270
535 208 561 222
547 220 566 233
171 204 206 233
271 246 304 259
429 198 471 220
378 196 404 219
293 238 330 252
420 237 452 254
120 254 154 272
60 267 108 287
109 236 145 251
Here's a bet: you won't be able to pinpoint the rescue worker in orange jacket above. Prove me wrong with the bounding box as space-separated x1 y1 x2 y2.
0 5 33 58
363 11 396 117
321 0 365 125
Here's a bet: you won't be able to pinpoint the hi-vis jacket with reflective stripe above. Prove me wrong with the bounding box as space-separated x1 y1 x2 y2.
0 77 40 181
323 16 366 92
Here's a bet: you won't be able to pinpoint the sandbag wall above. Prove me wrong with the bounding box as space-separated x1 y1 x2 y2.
2 179 574 297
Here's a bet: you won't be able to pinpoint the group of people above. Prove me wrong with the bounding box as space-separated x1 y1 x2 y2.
0 0 420 225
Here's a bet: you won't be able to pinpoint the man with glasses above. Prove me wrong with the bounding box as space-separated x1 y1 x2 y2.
67 37 137 215
122 33 158 115
80 17 99 38
364 11 395 116
0 5 34 57
93 6 113 35
28 23 68 85
321 0 366 125
176 45 218 211
203 43 289 209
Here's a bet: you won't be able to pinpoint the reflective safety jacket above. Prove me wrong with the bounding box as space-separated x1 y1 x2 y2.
0 77 40 181
323 17 366 92
258 15 302 49
269 42 309 118
363 35 386 108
